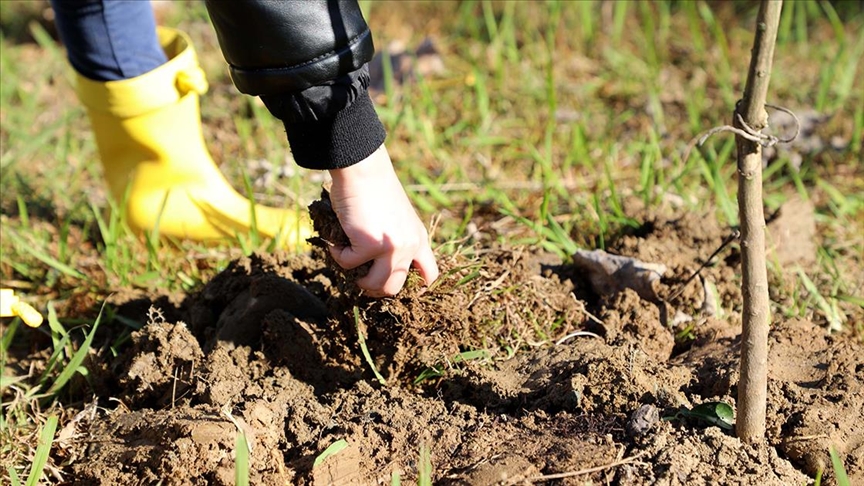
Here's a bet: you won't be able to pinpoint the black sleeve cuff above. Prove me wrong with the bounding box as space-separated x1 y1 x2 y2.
282 90 387 170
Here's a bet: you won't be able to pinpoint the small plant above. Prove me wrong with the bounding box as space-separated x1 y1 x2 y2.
11 415 58 486
413 349 491 385
829 446 851 486
663 401 735 431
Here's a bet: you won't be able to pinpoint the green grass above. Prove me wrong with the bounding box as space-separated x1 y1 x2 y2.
829 446 851 486
1 308 102 480
354 306 388 386
313 439 349 469
418 443 432 486
235 432 250 486
6 414 58 486
1 0 863 481
814 446 851 486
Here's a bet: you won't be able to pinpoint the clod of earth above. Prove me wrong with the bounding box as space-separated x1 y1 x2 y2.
307 188 372 287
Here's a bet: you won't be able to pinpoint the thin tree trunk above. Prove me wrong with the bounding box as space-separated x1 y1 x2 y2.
735 0 782 444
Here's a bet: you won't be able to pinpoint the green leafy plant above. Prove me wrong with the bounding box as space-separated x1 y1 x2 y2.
663 401 735 431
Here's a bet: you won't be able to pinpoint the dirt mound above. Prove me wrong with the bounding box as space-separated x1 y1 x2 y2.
64 210 862 485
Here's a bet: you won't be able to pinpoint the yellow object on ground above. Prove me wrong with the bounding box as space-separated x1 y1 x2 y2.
75 27 310 248
0 288 44 328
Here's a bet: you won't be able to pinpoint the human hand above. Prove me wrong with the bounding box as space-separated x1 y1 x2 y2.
327 145 439 297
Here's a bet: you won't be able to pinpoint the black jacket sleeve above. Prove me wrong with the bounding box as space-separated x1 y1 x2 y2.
204 0 386 170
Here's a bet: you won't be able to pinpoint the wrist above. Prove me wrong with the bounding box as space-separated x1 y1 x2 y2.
329 144 392 185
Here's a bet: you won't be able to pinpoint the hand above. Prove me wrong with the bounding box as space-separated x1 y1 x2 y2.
327 145 439 297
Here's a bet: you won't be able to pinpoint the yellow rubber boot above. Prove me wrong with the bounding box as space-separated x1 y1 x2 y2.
75 27 310 248
0 288 43 328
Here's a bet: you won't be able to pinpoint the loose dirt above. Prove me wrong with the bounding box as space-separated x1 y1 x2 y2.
58 208 863 485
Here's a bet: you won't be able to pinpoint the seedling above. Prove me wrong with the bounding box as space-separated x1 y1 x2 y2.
43 305 104 399
663 401 735 431
413 350 491 385
313 439 349 468
418 443 433 486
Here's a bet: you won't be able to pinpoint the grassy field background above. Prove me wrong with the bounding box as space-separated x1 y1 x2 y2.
1 0 862 482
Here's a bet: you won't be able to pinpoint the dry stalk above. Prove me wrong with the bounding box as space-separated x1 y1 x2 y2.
506 450 648 485
735 0 783 444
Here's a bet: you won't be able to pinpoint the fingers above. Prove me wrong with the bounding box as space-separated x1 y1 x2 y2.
329 243 375 270
330 236 438 297
356 259 409 298
324 146 439 297
412 243 439 286
329 240 411 297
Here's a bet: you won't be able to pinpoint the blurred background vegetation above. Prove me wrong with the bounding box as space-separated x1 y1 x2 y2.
1 0 861 320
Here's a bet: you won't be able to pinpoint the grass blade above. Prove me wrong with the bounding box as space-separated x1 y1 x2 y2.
797 268 844 332
37 333 72 390
418 443 432 486
313 439 349 468
814 466 824 486
354 306 387 386
6 231 85 279
835 294 864 308
46 302 68 351
1 317 19 355
24 415 58 486
235 432 249 486
829 446 850 486
44 305 105 397
8 466 22 486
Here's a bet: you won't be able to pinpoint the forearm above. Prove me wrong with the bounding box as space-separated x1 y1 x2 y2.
204 0 386 170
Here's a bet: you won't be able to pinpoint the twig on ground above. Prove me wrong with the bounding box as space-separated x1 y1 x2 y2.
555 331 603 345
782 434 830 443
507 450 648 485
667 229 740 302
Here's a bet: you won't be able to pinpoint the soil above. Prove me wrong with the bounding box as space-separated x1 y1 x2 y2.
54 206 863 485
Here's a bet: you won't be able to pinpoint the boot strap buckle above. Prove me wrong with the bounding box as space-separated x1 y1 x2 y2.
177 67 209 96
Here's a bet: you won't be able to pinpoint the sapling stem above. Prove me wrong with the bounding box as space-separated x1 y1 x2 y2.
735 0 782 444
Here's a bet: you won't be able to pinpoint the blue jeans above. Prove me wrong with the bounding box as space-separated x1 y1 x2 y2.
50 0 167 81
